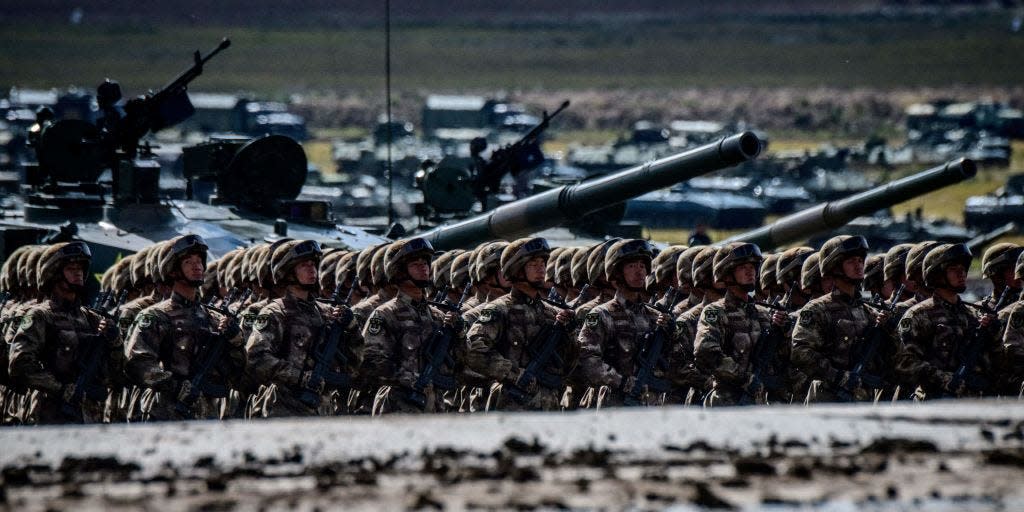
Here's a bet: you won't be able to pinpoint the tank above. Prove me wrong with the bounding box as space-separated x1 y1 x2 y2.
418 131 763 250
724 158 978 250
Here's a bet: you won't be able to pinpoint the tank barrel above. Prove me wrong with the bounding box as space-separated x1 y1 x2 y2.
419 131 762 250
724 158 977 250
967 221 1018 253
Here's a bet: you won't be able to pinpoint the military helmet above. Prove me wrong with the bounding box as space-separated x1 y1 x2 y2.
800 252 822 291
570 244 594 287
691 246 719 289
384 238 434 283
1015 249 1024 280
982 243 1022 279
158 234 208 283
334 250 359 288
501 237 551 280
546 247 566 283
239 246 262 285
318 248 347 291
759 252 780 293
905 240 941 281
775 246 815 287
587 238 621 284
128 247 152 288
37 241 92 288
431 250 462 289
676 246 703 289
1 246 28 291
883 243 915 283
145 242 167 285
111 256 134 293
818 235 869 277
271 240 323 285
215 248 243 290
604 239 654 282
19 245 45 291
99 260 117 292
647 245 686 291
371 242 394 287
450 251 475 289
356 244 384 288
923 243 972 288
203 258 221 297
712 242 763 284
863 254 884 292
473 241 508 283
554 247 578 286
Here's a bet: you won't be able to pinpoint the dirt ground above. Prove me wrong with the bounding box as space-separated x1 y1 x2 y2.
2 401 1024 511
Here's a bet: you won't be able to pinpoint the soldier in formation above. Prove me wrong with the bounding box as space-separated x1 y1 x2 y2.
6 233 1024 425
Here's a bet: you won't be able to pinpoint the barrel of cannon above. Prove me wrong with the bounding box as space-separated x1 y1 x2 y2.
418 132 762 250
967 221 1018 253
724 158 977 250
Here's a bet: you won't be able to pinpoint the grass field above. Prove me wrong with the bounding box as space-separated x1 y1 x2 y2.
2 13 1023 94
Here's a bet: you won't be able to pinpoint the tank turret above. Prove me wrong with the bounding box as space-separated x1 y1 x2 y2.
418 132 762 250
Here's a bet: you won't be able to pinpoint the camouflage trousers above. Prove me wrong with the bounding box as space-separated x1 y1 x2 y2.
249 383 333 418
481 383 562 412
21 389 105 425
137 388 223 422
369 385 456 415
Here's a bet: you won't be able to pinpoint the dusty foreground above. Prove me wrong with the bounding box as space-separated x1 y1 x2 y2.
2 402 1024 511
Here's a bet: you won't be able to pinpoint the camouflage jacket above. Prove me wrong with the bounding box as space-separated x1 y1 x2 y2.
576 291 659 388
8 297 109 394
894 295 984 393
575 289 614 320
671 292 701 318
118 292 162 343
693 292 772 388
3 298 38 345
352 286 397 331
981 288 1021 313
790 288 874 386
125 291 244 394
246 292 333 389
361 290 450 389
1002 300 1024 381
465 288 564 384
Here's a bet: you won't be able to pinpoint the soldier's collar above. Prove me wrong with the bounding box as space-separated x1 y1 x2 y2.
830 288 859 304
723 291 750 307
170 291 199 307
396 288 426 306
613 290 645 311
511 287 541 305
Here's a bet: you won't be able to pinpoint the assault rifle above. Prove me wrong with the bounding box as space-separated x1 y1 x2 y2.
948 285 1011 395
299 279 359 407
624 287 677 406
837 283 906 401
176 288 249 414
740 285 795 405
407 283 472 408
507 284 589 404
60 290 129 422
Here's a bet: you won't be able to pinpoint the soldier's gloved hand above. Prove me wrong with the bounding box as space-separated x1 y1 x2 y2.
442 312 462 330
980 314 995 330
218 316 242 343
61 383 78 404
839 371 862 391
176 380 195 404
97 317 118 341
301 370 325 393
330 305 354 327
717 357 742 382
512 368 537 394
771 310 788 327
656 313 668 328
620 375 638 393
941 372 966 395
555 309 574 326
874 311 891 328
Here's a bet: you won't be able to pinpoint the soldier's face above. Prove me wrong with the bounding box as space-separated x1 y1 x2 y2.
406 258 431 282
1001 266 1022 289
732 262 756 286
62 262 85 286
524 257 547 284
294 259 318 286
945 264 967 291
180 254 205 282
622 260 648 289
842 256 865 280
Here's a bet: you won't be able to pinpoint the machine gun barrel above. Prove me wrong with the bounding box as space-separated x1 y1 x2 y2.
724 158 977 250
156 38 231 98
420 132 762 250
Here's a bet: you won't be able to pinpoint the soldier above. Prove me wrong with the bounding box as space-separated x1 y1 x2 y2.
673 246 704 317
774 247 815 309
119 242 172 421
125 234 244 421
545 246 566 289
576 239 671 407
648 245 687 310
882 243 915 303
758 252 781 302
245 240 350 417
465 241 510 311
351 244 394 333
2 246 45 424
899 241 942 310
980 243 1022 311
9 242 117 424
430 249 462 302
318 248 348 297
799 253 832 300
551 247 579 302
895 243 997 398
791 236 891 403
1000 251 1024 394
576 239 621 319
569 244 597 305
862 254 884 300
693 243 787 406
465 237 574 410
362 238 461 413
